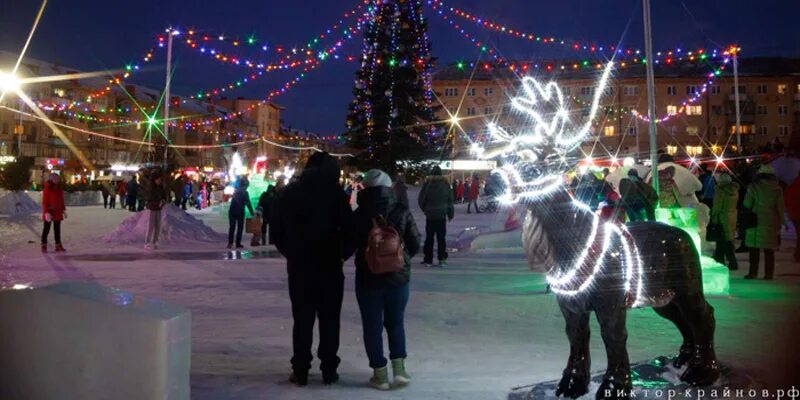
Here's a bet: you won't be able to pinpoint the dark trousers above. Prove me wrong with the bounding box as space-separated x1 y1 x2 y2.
625 206 647 223
748 248 775 278
173 197 181 207
228 214 245 245
467 199 480 213
109 195 116 209
127 195 137 211
713 239 738 269
288 271 344 373
102 193 109 208
356 283 409 368
119 195 126 209
423 218 447 263
261 220 268 245
181 198 187 210
41 221 61 245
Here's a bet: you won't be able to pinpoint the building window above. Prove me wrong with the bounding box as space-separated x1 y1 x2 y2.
444 88 458 97
686 146 703 156
603 126 615 137
667 126 678 136
623 86 639 96
686 126 699 136
626 126 637 136
466 107 476 116
730 85 746 94
484 87 494 96
777 84 788 94
778 126 790 136
757 84 767 94
502 105 511 114
685 105 702 116
53 88 67 98
757 105 768 115
686 86 698 95
466 88 476 97
562 87 571 96
711 126 722 137
666 145 678 155
484 107 493 115
580 87 594 96
729 125 754 134
778 105 788 115
758 126 768 135
667 86 676 96
666 105 678 115
1 123 8 135
710 85 720 95
711 105 722 116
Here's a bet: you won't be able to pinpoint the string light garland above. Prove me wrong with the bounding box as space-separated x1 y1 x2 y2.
0 104 352 155
182 14 369 127
428 0 724 62
631 56 731 123
430 1 725 73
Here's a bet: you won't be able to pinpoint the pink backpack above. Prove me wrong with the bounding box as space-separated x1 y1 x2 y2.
366 215 405 274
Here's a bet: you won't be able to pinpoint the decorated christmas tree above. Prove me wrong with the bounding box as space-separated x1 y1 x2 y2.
345 0 439 172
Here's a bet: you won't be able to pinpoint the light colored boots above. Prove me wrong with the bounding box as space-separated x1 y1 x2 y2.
391 358 411 386
370 359 411 390
369 366 390 390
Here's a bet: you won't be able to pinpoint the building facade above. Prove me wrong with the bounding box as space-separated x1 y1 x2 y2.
0 52 337 182
433 58 800 159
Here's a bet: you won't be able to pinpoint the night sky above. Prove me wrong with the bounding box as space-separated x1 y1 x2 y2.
1 0 798 135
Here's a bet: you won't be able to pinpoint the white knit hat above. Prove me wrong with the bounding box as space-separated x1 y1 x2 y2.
362 169 392 188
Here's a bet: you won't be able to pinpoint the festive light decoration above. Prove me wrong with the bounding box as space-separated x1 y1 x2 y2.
472 62 650 304
631 57 731 123
474 62 614 202
346 0 439 169
428 0 724 62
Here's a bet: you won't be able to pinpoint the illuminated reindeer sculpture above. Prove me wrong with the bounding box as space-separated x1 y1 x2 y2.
475 63 719 399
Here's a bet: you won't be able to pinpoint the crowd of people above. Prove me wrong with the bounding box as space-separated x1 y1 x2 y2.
570 153 799 279
34 148 798 389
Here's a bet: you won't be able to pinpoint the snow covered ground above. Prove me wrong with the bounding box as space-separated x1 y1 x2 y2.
1 188 798 399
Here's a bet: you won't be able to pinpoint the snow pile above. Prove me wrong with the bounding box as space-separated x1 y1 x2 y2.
0 191 40 215
103 204 226 244
64 191 102 206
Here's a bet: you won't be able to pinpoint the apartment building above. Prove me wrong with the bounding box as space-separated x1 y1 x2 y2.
433 57 800 158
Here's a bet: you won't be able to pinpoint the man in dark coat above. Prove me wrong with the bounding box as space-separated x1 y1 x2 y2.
126 176 139 212
418 165 454 266
256 185 276 245
227 178 254 249
271 152 354 386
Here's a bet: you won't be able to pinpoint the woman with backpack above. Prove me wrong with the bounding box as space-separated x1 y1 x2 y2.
351 169 421 390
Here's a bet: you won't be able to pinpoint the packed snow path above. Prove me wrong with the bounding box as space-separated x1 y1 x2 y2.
1 189 798 399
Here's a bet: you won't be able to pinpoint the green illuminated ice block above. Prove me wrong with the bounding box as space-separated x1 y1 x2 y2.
655 208 730 296
245 174 273 219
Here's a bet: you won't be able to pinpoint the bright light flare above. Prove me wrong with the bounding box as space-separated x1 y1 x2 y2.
623 157 635 167
0 70 22 92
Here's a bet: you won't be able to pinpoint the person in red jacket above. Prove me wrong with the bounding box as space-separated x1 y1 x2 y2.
116 179 128 209
785 173 800 263
467 175 481 214
41 173 67 253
